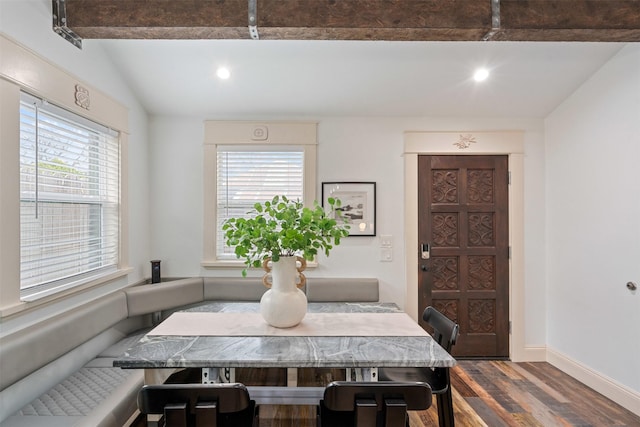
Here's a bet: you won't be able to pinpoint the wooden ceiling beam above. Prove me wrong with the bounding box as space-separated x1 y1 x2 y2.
63 0 640 42
496 0 640 41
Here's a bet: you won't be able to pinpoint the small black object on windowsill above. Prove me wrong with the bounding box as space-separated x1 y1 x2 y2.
150 260 162 325
151 260 161 284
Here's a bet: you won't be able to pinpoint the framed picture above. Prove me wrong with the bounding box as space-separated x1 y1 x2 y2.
322 182 376 236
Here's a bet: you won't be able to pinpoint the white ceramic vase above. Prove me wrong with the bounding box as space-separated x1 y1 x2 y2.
260 255 307 328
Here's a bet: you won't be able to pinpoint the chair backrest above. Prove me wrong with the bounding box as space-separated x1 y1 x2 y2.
320 381 432 427
137 383 255 427
422 306 459 353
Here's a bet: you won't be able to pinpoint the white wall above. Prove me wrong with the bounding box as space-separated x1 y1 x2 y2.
545 44 640 394
148 115 548 349
1 0 637 413
149 116 204 273
0 0 150 323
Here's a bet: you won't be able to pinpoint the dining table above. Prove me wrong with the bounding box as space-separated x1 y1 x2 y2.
114 301 456 405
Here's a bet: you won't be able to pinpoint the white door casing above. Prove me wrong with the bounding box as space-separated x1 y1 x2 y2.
403 131 528 361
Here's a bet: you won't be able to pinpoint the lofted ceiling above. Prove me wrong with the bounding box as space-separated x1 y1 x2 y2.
96 39 625 118
55 1 636 117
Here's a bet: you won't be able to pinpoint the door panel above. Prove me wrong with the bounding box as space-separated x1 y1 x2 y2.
418 155 509 358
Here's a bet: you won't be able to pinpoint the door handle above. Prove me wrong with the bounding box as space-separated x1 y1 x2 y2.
420 243 430 260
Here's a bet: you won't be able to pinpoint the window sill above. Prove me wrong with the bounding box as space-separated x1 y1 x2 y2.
0 267 132 318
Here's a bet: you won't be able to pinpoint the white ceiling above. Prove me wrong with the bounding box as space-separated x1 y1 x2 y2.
96 39 625 118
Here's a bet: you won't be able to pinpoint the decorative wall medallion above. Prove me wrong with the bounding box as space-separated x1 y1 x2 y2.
252 125 268 140
453 134 476 149
74 84 90 110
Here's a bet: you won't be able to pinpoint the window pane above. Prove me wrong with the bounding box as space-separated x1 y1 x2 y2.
19 94 120 294
216 149 304 259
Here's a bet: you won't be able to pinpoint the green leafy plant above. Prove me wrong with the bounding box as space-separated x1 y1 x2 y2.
223 195 350 276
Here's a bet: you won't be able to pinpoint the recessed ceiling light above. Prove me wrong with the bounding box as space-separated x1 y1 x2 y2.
473 68 489 82
216 67 231 80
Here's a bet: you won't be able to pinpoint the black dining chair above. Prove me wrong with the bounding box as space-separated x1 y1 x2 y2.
137 383 257 427
317 381 432 427
378 306 459 427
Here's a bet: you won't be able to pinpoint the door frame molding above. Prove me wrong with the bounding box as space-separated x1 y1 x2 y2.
403 131 526 361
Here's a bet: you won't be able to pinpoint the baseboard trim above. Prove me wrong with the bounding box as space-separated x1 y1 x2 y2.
546 347 640 417
520 346 546 362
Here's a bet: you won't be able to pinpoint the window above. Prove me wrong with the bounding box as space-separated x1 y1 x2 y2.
203 121 317 266
216 146 305 260
19 92 120 298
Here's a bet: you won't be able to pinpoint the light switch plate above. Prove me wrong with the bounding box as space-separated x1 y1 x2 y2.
380 235 393 247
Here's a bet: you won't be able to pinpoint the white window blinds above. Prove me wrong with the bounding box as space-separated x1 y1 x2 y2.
19 92 120 296
216 146 304 259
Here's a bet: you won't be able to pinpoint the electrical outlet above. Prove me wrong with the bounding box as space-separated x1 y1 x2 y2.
381 248 393 262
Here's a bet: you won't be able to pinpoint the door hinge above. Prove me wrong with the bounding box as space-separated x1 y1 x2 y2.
508 246 512 259
509 321 512 334
508 171 511 185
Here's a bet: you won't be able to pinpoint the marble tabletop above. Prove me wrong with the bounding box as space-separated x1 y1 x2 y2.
113 302 456 370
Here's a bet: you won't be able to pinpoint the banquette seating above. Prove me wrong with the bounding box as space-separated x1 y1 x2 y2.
0 277 379 427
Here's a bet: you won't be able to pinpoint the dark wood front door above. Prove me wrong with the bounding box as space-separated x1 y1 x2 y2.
418 155 509 358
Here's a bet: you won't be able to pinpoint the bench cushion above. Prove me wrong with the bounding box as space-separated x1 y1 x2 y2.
16 367 133 416
305 278 379 302
2 365 142 427
203 277 269 301
0 416 82 427
125 278 204 317
0 292 128 392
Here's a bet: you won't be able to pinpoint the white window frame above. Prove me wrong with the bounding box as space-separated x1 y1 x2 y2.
0 35 130 316
19 92 121 300
202 121 317 268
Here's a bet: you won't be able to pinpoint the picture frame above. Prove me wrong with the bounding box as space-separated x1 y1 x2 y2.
322 182 376 236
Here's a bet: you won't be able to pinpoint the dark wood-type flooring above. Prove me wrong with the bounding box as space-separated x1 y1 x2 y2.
133 361 640 426
255 361 640 427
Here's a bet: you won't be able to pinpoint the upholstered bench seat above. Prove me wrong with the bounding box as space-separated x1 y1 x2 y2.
2 353 143 427
16 367 136 416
